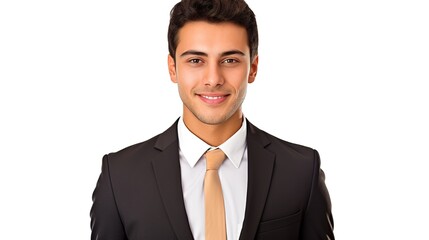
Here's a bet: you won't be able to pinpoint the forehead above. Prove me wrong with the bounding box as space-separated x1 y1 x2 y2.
176 21 249 54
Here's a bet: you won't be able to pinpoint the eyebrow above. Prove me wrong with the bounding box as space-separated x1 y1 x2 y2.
179 50 246 58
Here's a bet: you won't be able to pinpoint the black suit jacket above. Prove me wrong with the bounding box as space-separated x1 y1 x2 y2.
90 119 334 239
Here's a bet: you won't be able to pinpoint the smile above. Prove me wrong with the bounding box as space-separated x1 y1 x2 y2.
201 95 225 100
198 94 228 104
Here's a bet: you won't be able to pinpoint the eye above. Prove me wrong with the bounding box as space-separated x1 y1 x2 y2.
189 59 202 64
222 58 239 64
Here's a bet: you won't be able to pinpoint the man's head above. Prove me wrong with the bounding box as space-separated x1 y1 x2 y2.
167 0 259 128
168 0 258 62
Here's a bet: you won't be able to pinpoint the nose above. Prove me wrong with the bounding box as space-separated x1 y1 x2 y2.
204 62 224 87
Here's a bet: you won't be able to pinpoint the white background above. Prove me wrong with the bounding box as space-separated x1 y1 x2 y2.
1 0 428 239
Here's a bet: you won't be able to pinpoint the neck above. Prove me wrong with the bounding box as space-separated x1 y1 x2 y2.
183 111 244 147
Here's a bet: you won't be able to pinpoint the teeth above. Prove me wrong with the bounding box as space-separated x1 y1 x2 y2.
202 95 223 100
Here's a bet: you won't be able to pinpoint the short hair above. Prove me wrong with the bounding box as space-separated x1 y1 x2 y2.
168 0 258 61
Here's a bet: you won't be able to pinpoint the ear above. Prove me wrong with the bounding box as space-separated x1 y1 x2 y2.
168 54 177 83
248 55 258 84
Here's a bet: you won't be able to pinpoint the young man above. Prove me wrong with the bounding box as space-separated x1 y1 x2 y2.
90 0 335 239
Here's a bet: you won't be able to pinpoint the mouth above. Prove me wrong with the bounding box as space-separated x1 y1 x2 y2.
197 94 229 104
201 95 224 100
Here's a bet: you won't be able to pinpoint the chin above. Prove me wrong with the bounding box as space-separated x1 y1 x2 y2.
195 114 230 126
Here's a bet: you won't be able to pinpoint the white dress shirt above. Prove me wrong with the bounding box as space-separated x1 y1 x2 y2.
177 117 248 240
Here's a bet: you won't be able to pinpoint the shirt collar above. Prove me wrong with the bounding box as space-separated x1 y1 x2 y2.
177 117 247 168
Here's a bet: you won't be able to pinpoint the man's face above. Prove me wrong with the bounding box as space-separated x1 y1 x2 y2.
168 21 258 126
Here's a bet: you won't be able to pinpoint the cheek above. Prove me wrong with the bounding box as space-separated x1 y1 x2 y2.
176 72 199 96
229 69 249 91
177 81 192 95
229 64 250 79
238 82 248 97
177 66 203 85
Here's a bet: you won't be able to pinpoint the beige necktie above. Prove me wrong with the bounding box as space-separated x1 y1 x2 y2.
204 148 227 240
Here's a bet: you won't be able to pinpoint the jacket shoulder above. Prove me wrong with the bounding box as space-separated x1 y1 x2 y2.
105 119 179 165
248 121 317 159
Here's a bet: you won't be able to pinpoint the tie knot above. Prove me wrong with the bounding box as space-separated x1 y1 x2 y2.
205 149 226 170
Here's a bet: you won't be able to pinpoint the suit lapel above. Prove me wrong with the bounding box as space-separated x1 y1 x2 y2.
150 119 274 240
239 121 275 240
151 120 194 240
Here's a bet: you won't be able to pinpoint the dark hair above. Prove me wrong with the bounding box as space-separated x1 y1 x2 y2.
168 0 258 61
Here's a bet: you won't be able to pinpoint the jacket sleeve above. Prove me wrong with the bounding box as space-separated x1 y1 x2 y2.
300 150 335 240
90 155 127 240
